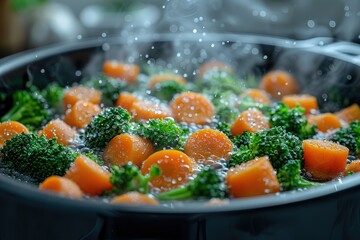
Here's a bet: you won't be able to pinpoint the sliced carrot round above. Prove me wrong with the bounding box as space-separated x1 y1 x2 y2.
111 192 159 205
0 121 29 148
260 70 299 100
239 88 271 104
63 86 102 109
39 119 77 146
64 100 101 128
307 113 341 133
226 156 280 198
148 73 186 89
131 100 172 121
103 134 155 167
335 103 360 123
103 60 139 83
141 150 195 192
282 94 318 114
114 92 138 111
184 128 233 164
303 139 349 180
39 175 83 199
231 108 269 136
344 159 360 176
198 60 233 79
170 92 215 125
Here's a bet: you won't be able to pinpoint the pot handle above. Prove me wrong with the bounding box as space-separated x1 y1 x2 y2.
320 41 360 63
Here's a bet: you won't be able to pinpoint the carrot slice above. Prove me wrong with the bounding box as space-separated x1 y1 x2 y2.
65 155 112 196
239 88 271 104
131 100 172 121
226 156 280 198
141 150 195 192
103 134 155 167
184 129 233 164
344 159 360 176
170 92 215 125
231 108 269 136
307 113 341 133
64 100 101 128
63 86 102 109
103 60 139 83
335 103 360 123
148 73 186 88
260 70 299 100
111 192 159 205
303 139 349 180
0 121 29 148
114 92 138 111
282 94 318 114
39 175 83 199
198 60 233 79
39 119 77 146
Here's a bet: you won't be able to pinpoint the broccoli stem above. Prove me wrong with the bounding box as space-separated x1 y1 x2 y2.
157 187 193 201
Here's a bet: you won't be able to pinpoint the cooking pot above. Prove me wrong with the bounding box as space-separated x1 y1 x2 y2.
0 33 360 240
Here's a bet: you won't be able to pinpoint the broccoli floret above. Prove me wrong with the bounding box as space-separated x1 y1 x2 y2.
269 103 316 139
136 118 188 151
237 96 271 114
82 107 131 150
229 126 303 169
150 80 187 102
277 160 321 191
0 133 77 183
40 82 64 112
330 121 360 156
1 90 52 130
106 163 161 195
80 150 104 166
232 131 252 149
209 90 240 124
198 71 245 95
157 167 227 201
214 121 232 139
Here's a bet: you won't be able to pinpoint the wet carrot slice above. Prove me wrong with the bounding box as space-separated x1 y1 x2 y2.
114 92 138 111
131 100 172 121
148 73 186 88
111 192 159 205
239 88 271 104
303 139 348 180
0 121 29 148
103 134 155 167
170 92 215 125
103 60 139 83
39 119 77 146
39 175 83 199
184 129 233 164
307 113 341 133
226 156 280 198
260 70 299 100
335 103 360 123
63 86 101 109
231 108 269 136
141 150 195 192
64 100 101 128
344 159 360 176
282 94 318 114
198 60 233 79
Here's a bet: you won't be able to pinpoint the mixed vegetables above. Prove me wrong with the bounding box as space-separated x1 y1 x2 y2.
0 60 359 206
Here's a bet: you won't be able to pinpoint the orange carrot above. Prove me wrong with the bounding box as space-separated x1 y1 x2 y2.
0 121 29 148
103 60 139 83
226 156 280 198
39 119 77 146
259 70 299 100
63 86 102 109
131 100 172 121
148 73 186 88
184 128 233 164
141 150 196 192
198 60 233 79
170 92 215 125
344 159 360 176
64 100 101 128
65 155 112 196
103 134 155 167
282 94 318 114
239 88 271 104
335 103 360 123
231 108 269 136
303 139 349 180
111 192 159 205
307 113 341 133
39 175 83 199
114 92 138 111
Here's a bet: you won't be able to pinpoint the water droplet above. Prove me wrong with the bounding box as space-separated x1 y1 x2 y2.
101 32 107 38
77 35 82 40
193 29 197 33
307 20 315 28
329 20 336 28
75 71 82 77
40 69 45 73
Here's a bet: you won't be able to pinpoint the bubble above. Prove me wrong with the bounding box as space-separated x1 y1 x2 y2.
329 20 336 28
75 71 82 77
307 20 315 28
170 25 178 33
193 29 197 33
101 32 107 38
77 35 82 40
40 69 45 73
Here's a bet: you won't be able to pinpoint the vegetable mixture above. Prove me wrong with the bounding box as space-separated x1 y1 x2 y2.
0 60 359 206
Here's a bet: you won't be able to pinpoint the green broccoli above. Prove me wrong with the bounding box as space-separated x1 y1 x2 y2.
198 71 245 95
80 150 104 166
269 103 316 139
1 90 52 130
157 167 227 201
229 126 303 169
214 121 232 139
82 107 131 150
150 80 187 102
237 96 271 114
136 118 188 151
106 163 161 195
330 121 360 156
0 133 77 183
276 160 321 191
40 82 64 113
210 90 240 124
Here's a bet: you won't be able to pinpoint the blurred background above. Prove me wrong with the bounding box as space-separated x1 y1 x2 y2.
1 0 360 58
